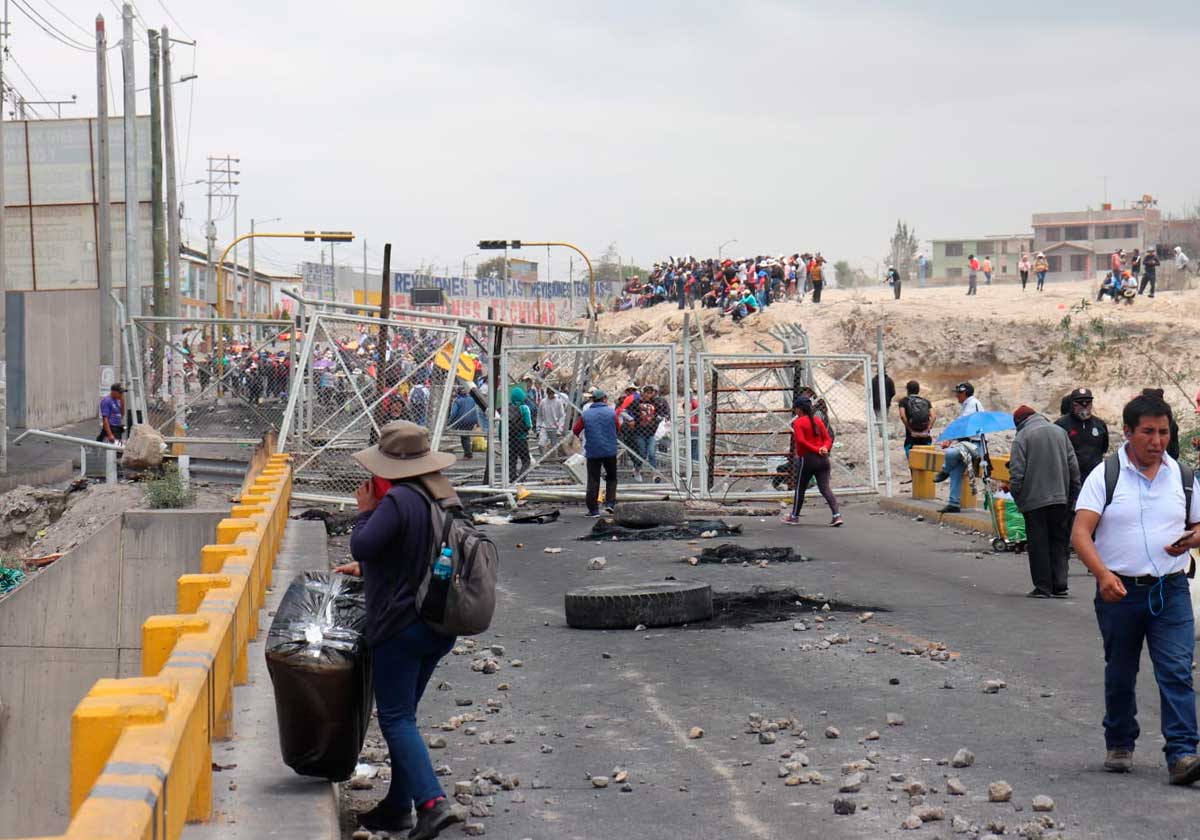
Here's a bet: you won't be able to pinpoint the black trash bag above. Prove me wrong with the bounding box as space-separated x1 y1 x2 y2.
265 571 373 781
698 544 812 564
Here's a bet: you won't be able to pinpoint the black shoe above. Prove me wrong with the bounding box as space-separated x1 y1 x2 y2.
409 798 461 840
1026 589 1053 599
604 506 615 514
586 510 601 518
938 504 960 514
1052 589 1069 598
358 802 415 832
933 471 949 483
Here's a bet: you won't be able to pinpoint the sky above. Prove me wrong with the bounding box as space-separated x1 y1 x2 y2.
10 0 1200 280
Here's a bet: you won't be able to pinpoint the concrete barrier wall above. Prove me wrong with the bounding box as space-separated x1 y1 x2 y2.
0 509 225 837
10 289 102 429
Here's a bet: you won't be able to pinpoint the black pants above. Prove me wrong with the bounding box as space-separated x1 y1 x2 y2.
893 282 902 300
585 456 618 514
791 454 839 517
967 274 978 295
98 424 124 442
509 437 531 480
1025 503 1070 595
1020 270 1029 289
811 281 823 303
1139 272 1156 296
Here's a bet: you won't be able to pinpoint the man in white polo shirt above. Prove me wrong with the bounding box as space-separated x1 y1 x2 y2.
1072 392 1200 785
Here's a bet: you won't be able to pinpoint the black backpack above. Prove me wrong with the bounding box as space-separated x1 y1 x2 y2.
508 402 529 437
906 396 932 433
1099 454 1196 577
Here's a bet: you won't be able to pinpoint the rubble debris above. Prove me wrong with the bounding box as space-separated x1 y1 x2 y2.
989 780 1014 802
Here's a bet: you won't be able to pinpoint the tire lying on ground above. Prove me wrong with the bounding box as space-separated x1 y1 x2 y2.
611 501 686 527
565 582 713 629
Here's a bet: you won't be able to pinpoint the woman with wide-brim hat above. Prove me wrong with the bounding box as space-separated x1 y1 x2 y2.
335 421 463 839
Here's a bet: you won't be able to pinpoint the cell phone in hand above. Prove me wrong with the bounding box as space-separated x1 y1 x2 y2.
1171 531 1192 548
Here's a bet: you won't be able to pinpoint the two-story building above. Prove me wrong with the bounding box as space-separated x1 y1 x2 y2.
929 235 1034 284
1031 207 1161 282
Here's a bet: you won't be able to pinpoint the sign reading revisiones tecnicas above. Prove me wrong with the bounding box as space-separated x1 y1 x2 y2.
302 260 620 325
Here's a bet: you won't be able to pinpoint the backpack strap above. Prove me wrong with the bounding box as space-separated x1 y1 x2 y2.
1182 461 1195 526
1102 452 1121 510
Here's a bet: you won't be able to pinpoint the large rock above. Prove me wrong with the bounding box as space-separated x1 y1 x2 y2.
612 501 685 527
122 424 166 470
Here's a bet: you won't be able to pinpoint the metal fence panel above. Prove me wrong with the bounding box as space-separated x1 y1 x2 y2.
697 353 880 499
280 312 466 502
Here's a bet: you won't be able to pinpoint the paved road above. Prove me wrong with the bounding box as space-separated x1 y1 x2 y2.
380 498 1200 840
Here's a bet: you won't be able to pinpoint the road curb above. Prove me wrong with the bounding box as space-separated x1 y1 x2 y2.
878 497 996 535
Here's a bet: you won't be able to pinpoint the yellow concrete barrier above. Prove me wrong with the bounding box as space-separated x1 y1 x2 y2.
907 446 1011 510
24 456 293 840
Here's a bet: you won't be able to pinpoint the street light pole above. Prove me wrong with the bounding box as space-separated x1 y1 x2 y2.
718 239 738 260
461 252 479 282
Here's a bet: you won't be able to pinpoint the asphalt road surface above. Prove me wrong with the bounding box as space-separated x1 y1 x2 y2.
348 497 1200 840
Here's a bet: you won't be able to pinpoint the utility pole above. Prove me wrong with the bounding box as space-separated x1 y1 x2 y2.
161 27 180 319
121 3 140 317
231 195 239 317
96 15 114 371
148 31 165 319
204 155 238 319
0 0 7 474
362 239 367 307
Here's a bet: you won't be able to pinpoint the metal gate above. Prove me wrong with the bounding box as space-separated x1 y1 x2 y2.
278 311 466 502
498 342 685 494
696 353 884 499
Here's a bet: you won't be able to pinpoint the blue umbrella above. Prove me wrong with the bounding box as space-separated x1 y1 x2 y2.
938 410 1015 442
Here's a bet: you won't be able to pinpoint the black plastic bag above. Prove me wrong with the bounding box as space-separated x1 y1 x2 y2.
265 571 373 781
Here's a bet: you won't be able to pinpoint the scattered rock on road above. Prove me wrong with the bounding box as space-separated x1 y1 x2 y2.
688 727 704 740
543 547 563 554
591 776 609 788
587 556 607 570
989 780 1014 802
833 797 858 815
825 726 841 739
887 713 905 726
952 748 976 768
1032 794 1055 812
901 814 924 830
913 805 945 822
982 679 1007 694
945 777 968 796
839 773 866 793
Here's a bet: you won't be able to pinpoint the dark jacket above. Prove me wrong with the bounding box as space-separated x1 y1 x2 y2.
1054 412 1109 481
448 393 477 430
351 483 432 647
1009 413 1081 512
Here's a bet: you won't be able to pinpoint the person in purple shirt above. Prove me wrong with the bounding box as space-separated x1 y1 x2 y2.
333 421 463 839
97 383 125 443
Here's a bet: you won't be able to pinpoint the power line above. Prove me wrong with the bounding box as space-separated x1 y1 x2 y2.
180 45 196 183
152 0 189 39
31 0 91 37
7 51 51 104
10 0 92 51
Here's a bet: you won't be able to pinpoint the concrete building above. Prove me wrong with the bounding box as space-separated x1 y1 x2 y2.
929 235 1034 284
1031 207 1161 281
179 243 301 319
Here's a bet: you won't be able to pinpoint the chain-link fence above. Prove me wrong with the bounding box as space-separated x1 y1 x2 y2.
696 353 882 499
279 312 466 502
498 342 684 494
129 316 296 444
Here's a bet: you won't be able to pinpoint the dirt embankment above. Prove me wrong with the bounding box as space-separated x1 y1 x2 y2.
583 278 1200 432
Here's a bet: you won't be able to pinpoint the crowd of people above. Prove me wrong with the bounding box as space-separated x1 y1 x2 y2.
613 252 829 321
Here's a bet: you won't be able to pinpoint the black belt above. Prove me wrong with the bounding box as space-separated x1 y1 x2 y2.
1117 570 1185 587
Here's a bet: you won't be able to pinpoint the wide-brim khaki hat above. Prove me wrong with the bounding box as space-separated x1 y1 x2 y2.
352 420 456 480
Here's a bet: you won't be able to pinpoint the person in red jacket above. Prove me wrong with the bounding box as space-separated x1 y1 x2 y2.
784 396 843 526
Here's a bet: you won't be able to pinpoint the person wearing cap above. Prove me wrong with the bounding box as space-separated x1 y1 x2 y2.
934 383 984 513
1009 404 1080 598
1071 391 1200 784
98 383 126 443
334 422 464 838
1033 252 1049 291
783 395 842 526
1055 388 1109 483
572 389 619 517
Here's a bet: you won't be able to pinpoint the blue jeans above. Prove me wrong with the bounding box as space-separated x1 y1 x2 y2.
633 432 657 471
943 447 966 505
691 436 699 462
371 621 456 811
1094 574 1198 765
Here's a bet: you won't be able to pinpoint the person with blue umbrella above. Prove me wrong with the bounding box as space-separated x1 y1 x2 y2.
934 382 986 513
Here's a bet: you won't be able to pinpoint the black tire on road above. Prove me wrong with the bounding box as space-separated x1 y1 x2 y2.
612 501 686 527
564 582 713 630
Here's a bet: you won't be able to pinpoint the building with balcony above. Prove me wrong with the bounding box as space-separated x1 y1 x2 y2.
1031 207 1161 281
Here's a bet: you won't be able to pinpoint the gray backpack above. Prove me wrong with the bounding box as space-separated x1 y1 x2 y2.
408 485 499 636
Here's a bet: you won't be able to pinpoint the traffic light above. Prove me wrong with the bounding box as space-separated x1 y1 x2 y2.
304 230 355 242
478 239 521 250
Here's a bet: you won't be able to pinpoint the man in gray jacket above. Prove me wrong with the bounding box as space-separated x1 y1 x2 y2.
1009 405 1081 598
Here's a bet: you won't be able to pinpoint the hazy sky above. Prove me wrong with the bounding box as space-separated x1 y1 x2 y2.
12 0 1200 279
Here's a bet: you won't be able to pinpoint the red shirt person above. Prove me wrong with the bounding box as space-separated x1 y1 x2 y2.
784 396 842 526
